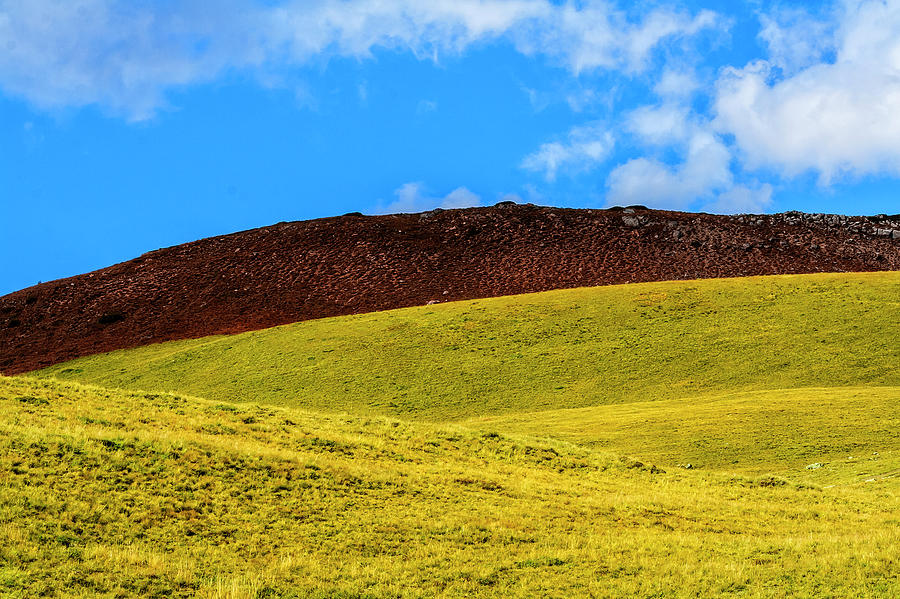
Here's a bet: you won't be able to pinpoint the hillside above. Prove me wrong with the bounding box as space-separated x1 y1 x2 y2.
35 272 900 420
3 204 900 375
2 375 898 597
470 386 900 483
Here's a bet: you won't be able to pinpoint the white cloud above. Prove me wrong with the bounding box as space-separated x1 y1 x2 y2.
605 130 732 209
440 186 481 209
704 183 774 214
511 4 719 74
605 80 778 212
714 0 900 183
654 68 699 98
627 103 692 146
377 182 482 214
758 8 836 74
268 0 550 62
622 8 719 73
608 101 741 210
0 0 231 120
522 121 614 182
0 0 722 119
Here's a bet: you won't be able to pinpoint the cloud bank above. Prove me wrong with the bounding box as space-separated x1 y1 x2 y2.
5 0 900 213
592 0 900 212
0 0 718 119
714 0 900 183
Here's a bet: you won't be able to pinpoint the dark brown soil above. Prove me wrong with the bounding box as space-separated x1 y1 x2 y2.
2 204 899 375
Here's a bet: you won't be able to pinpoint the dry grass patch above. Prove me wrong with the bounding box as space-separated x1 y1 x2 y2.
1 376 898 597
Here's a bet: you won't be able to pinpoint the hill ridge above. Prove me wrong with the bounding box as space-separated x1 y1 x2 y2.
32 272 900 421
2 203 899 374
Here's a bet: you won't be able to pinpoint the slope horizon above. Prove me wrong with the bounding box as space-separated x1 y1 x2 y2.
3 203 899 375
3 203 900 298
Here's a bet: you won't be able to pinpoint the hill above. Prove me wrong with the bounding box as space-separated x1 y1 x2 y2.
2 375 898 597
34 272 900 420
3 204 900 374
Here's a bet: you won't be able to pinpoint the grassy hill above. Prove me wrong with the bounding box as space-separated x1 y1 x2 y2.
2 375 899 598
34 272 900 421
9 272 900 596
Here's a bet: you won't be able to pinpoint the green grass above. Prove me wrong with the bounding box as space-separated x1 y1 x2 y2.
2 375 899 598
33 272 900 421
15 272 900 596
467 386 900 485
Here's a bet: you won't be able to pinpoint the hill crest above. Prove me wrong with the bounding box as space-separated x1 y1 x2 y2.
2 203 899 374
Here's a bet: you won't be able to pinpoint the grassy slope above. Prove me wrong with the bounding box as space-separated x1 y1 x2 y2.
34 272 900 421
468 386 900 485
2 376 899 598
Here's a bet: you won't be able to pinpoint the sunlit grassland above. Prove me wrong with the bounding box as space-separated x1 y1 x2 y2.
467 386 900 485
34 272 900 420
15 272 900 596
2 376 898 598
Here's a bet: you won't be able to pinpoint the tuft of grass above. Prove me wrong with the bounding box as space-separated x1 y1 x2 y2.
1 375 898 597
32 272 900 420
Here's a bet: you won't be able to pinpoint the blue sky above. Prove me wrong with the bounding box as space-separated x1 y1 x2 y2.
2 0 900 295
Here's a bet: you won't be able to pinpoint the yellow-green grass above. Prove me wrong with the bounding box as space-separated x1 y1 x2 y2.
467 386 900 485
2 376 899 598
33 272 900 421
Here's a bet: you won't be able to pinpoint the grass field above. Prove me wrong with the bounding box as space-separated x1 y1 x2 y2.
34 272 900 420
2 376 898 598
13 272 900 596
468 386 900 485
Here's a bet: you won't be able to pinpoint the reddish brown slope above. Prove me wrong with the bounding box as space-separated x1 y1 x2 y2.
2 204 899 374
